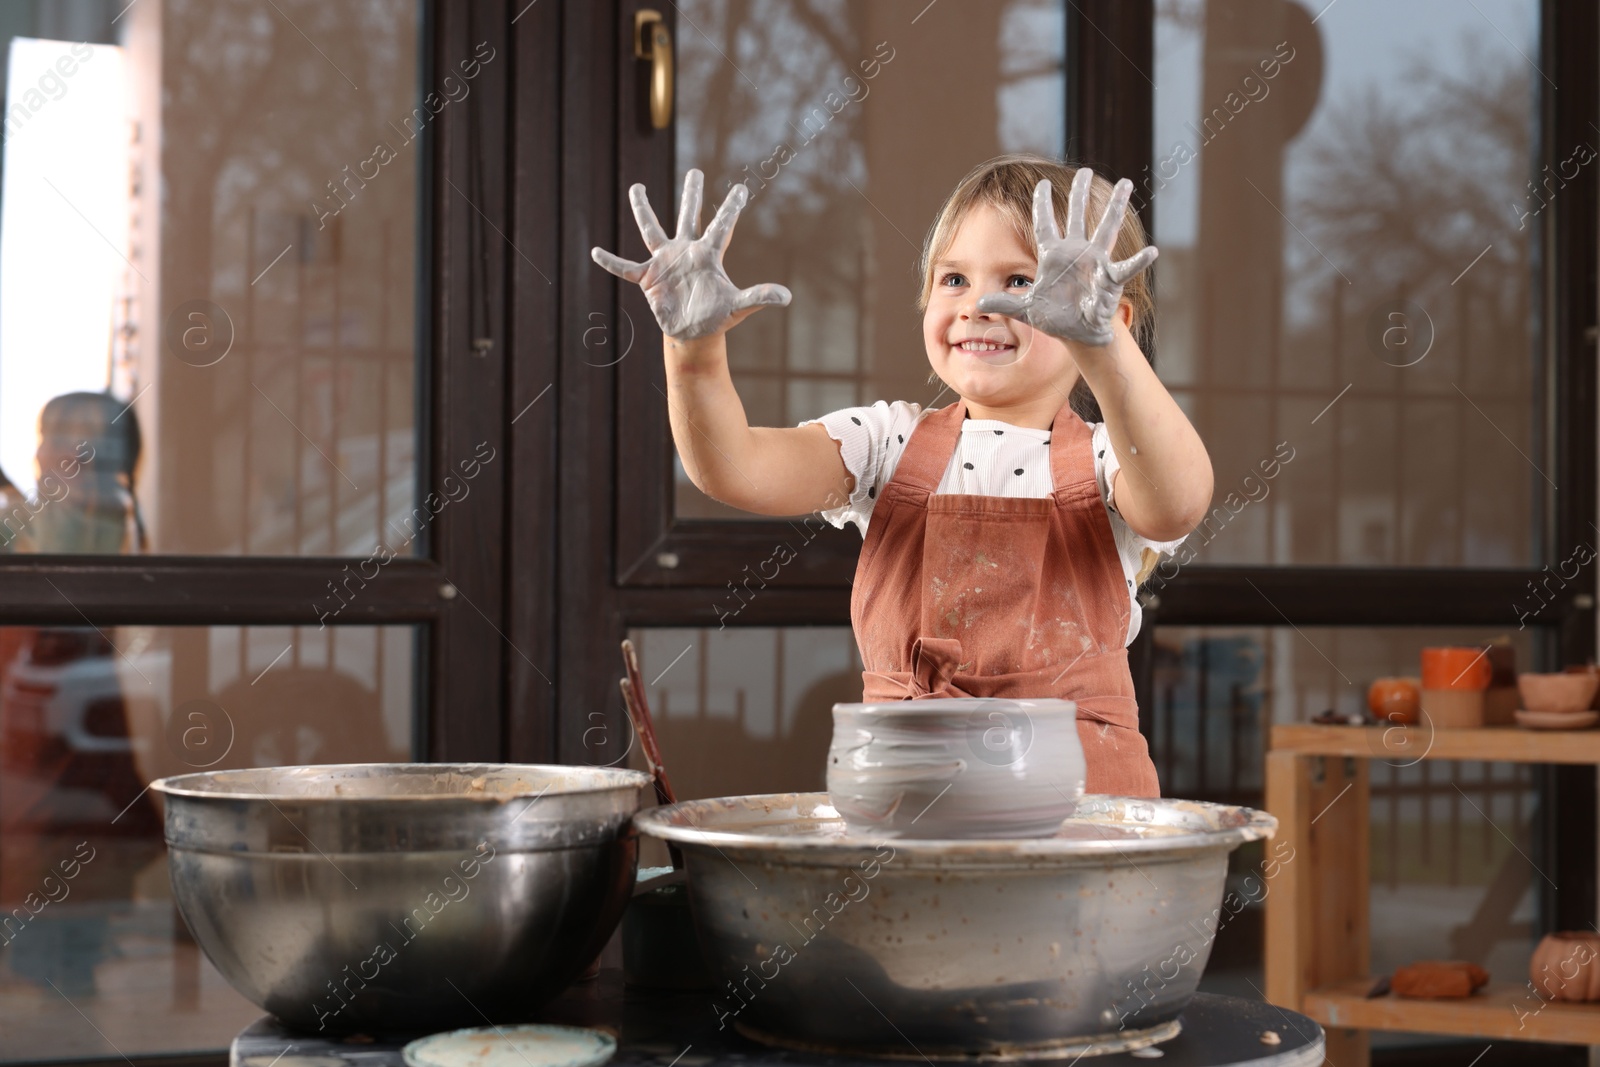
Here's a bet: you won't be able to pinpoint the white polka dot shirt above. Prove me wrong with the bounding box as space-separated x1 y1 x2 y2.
803 400 1187 645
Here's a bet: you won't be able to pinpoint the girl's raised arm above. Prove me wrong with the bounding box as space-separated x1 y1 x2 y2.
592 170 853 516
977 171 1212 542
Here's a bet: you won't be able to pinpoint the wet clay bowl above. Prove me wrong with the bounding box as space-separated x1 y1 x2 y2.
636 793 1277 1060
153 763 649 1034
1519 672 1600 714
827 699 1086 839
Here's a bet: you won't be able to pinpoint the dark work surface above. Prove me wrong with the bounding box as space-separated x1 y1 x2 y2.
231 969 1322 1067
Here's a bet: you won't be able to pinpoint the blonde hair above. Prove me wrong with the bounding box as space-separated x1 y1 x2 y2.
917 154 1155 420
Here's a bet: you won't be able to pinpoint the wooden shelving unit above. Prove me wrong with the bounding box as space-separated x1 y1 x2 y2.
1271 724 1600 765
1264 723 1600 1065
1305 978 1600 1046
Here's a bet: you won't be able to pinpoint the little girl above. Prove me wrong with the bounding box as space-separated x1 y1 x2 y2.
592 154 1213 796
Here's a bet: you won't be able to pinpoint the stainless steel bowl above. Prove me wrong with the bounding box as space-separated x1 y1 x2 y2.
154 763 650 1034
636 793 1276 1060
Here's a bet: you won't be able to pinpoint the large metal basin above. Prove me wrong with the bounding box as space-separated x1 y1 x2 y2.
154 763 650 1034
636 793 1276 1060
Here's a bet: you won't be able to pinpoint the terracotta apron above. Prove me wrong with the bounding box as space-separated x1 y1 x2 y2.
851 400 1160 797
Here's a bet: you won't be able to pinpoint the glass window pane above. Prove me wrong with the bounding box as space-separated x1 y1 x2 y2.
0 623 417 1061
1151 623 1542 1053
673 0 1065 519
624 626 860 864
0 1 428 556
1152 0 1542 566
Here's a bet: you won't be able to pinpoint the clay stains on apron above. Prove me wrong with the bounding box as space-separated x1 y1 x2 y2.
850 401 1160 797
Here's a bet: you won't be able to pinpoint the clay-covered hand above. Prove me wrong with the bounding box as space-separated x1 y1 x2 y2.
590 169 791 341
976 169 1157 348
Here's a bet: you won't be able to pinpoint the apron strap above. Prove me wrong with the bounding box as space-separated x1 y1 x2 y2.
888 402 964 494
1047 401 1100 501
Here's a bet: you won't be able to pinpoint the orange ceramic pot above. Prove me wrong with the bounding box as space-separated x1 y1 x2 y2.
1530 932 1600 1001
1421 647 1492 691
1368 678 1420 724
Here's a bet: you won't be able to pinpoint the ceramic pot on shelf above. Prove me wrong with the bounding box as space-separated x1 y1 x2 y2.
1530 932 1600 1002
1419 689 1484 728
1558 665 1600 710
1421 647 1493 691
1518 672 1600 714
1367 678 1420 725
1420 647 1492 728
1484 641 1519 725
1482 685 1520 727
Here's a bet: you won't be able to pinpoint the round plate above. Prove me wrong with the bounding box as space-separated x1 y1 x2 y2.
1515 709 1599 730
402 1026 616 1067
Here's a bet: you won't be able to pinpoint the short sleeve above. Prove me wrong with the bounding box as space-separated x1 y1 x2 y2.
800 400 923 536
1089 421 1187 588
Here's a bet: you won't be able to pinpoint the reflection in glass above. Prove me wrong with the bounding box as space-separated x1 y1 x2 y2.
673 0 1066 518
1152 0 1541 567
626 626 857 794
623 627 859 864
1 393 142 553
0 622 414 1061
0 1 426 556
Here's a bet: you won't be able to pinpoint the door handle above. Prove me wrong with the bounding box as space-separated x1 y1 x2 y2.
634 9 673 129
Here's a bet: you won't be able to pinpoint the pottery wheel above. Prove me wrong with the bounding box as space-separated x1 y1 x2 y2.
233 970 1324 1067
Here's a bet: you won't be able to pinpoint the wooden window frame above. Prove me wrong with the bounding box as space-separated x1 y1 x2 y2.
1 4 538 1065
0 0 513 764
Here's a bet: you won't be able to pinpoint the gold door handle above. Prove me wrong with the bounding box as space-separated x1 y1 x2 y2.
634 9 673 129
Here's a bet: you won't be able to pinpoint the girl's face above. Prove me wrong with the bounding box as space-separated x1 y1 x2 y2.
923 201 1135 422
923 202 1076 414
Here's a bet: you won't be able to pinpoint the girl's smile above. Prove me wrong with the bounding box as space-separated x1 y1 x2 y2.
954 336 1018 363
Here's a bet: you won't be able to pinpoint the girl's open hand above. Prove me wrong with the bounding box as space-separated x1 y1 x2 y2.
591 169 791 341
976 169 1157 348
